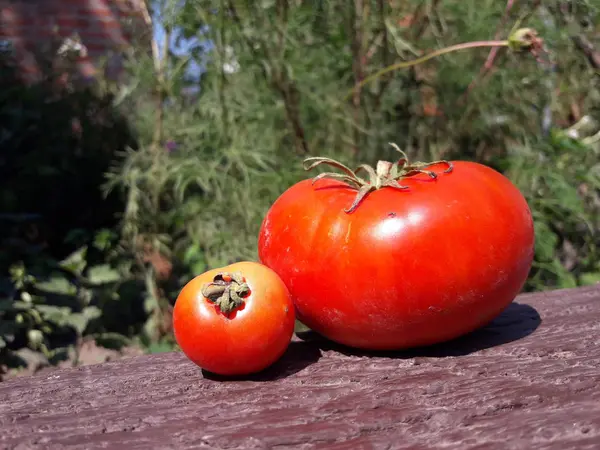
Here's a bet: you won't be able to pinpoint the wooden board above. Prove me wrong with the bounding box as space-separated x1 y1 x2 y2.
1 285 600 449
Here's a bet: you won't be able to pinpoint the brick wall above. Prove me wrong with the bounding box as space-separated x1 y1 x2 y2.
0 0 150 82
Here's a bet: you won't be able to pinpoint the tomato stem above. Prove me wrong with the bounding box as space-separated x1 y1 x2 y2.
347 27 543 99
304 143 452 213
201 271 250 315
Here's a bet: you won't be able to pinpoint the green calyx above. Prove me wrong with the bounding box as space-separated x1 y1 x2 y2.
303 143 452 213
201 271 250 315
508 28 542 53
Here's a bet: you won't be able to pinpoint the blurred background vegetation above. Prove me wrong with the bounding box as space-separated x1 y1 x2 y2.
1 0 599 378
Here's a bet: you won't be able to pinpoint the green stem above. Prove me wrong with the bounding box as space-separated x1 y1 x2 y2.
346 40 509 101
346 27 542 100
304 143 452 213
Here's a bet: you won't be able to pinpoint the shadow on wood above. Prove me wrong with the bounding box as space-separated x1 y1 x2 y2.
201 340 323 382
297 301 541 359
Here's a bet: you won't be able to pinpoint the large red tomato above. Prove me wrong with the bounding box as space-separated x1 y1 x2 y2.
173 261 295 375
258 149 535 350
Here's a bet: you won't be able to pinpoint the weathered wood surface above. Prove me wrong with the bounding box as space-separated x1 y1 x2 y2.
1 285 600 450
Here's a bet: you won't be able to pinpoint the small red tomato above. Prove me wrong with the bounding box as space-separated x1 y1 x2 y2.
258 146 535 351
173 261 295 376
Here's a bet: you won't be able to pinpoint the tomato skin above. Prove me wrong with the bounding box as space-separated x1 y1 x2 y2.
172 261 295 376
258 161 535 350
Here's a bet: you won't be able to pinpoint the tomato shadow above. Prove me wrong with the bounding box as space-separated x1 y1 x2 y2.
296 302 542 359
200 340 322 382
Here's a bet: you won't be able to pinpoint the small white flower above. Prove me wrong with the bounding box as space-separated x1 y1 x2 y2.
57 35 88 57
222 45 240 74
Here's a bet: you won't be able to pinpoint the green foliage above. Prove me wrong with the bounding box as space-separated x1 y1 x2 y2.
507 133 600 290
0 229 141 371
109 0 599 294
1 0 600 374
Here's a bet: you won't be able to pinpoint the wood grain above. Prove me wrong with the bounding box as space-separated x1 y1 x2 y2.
1 285 600 449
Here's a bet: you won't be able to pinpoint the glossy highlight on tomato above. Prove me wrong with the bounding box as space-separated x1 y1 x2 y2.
258 155 535 351
172 261 295 376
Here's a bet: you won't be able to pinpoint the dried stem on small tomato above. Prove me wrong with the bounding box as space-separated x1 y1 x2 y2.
303 143 452 213
201 271 250 315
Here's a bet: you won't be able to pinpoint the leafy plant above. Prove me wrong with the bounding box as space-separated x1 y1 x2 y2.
0 230 131 372
2 0 600 375
108 0 599 298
